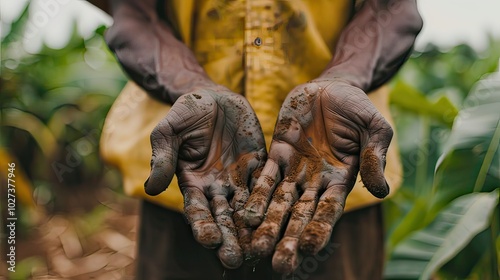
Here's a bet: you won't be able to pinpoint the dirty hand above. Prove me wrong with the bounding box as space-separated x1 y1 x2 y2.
243 79 393 273
144 86 266 269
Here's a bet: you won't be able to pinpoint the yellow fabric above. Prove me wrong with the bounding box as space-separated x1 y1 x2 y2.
100 0 402 213
0 148 36 209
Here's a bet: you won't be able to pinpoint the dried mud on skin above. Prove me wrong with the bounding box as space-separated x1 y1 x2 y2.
231 158 259 258
250 86 355 273
272 237 301 274
360 147 388 198
191 220 223 249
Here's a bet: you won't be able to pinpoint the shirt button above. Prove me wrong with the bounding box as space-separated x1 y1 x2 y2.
254 37 262 46
207 8 220 20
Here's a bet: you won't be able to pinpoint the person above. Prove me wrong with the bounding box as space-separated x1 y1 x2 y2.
90 0 422 279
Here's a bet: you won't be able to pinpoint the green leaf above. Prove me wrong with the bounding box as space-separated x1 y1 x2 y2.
430 73 500 212
390 80 458 127
384 190 499 279
385 198 429 256
438 225 498 279
95 25 107 36
1 3 29 46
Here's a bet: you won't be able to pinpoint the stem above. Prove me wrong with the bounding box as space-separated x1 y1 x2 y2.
473 119 500 192
416 117 430 197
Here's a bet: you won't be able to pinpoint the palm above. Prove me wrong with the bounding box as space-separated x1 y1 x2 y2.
145 87 266 269
243 80 393 273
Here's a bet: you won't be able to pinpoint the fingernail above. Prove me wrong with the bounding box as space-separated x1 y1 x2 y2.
244 207 264 227
252 236 274 258
144 172 163 196
219 247 243 269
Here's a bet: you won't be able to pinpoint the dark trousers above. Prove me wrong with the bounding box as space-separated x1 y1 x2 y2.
137 200 384 280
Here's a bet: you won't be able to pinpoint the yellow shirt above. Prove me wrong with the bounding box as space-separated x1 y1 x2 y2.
100 0 402 213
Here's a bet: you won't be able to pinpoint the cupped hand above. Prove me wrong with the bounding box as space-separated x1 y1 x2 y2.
243 80 393 274
144 86 266 269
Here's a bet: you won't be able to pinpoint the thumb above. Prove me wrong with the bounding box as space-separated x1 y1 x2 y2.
359 120 393 199
144 119 180 196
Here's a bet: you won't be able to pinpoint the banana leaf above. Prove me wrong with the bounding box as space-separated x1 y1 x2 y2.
430 73 500 213
384 190 498 279
390 80 458 127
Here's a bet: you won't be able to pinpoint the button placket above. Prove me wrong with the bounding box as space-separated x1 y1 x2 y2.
244 0 281 97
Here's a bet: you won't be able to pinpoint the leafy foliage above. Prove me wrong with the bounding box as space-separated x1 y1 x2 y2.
431 73 500 211
385 41 500 279
0 4 127 212
385 190 498 279
390 80 458 127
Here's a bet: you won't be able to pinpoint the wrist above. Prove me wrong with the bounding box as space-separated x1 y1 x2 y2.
317 67 371 92
168 71 216 99
148 70 216 104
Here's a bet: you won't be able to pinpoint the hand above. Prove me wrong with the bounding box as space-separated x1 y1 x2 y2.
243 79 393 273
144 86 266 269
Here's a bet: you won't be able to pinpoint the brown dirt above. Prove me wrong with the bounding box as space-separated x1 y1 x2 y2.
263 175 275 187
185 198 222 249
299 196 342 256
274 117 293 135
271 184 287 204
360 147 388 198
181 94 198 110
237 228 253 256
4 193 139 279
191 221 222 249
299 221 330 256
290 97 298 110
272 237 300 274
251 166 263 184
251 223 278 258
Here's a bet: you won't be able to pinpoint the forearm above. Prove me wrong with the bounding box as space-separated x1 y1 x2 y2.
104 0 214 104
320 0 422 92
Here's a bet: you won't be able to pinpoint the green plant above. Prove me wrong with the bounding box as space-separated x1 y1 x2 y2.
0 5 127 214
385 190 498 279
384 42 500 279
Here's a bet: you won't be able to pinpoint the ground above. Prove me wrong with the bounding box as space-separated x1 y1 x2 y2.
1 189 139 279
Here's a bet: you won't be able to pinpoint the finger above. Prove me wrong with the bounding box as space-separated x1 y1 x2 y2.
233 211 253 259
211 195 243 269
144 117 180 196
183 187 222 249
272 187 319 274
229 151 266 259
230 170 252 257
243 159 280 227
145 93 214 195
299 185 347 256
251 180 299 258
230 150 266 200
360 119 393 198
247 149 267 192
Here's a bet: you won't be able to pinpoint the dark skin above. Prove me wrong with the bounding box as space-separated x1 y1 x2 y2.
95 0 266 269
243 0 423 273
89 0 422 274
145 86 267 269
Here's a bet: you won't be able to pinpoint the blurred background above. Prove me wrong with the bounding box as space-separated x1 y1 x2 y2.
1 0 499 279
